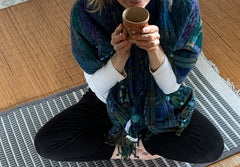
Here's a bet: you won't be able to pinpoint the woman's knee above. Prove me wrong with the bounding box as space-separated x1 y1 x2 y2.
193 129 224 163
188 111 224 163
34 128 54 159
203 133 224 163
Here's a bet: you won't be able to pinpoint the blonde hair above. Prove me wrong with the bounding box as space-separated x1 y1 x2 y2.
87 0 173 13
87 0 112 13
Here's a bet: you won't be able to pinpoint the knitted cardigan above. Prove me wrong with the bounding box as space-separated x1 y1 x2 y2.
70 0 202 160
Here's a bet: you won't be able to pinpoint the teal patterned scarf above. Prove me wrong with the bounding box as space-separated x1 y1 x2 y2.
70 0 203 161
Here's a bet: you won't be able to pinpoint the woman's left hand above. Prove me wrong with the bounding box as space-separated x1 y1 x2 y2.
132 25 166 72
132 25 160 52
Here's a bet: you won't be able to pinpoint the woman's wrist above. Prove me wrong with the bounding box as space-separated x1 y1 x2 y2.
111 52 128 75
148 46 166 72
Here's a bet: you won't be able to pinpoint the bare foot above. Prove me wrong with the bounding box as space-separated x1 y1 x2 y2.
110 139 161 160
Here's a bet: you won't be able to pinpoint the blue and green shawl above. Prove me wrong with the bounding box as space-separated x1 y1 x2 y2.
70 0 203 160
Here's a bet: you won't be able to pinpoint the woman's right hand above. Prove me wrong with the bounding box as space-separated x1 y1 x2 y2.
110 24 132 74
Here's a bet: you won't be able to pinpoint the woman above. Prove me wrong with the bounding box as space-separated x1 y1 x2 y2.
34 0 224 163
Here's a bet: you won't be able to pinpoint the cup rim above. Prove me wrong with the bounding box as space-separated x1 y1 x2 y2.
122 7 149 24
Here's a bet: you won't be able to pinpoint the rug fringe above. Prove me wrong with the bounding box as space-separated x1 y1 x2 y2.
207 60 220 75
225 78 240 98
0 0 29 10
201 52 240 98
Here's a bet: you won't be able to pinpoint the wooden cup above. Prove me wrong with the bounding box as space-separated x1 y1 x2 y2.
122 7 149 43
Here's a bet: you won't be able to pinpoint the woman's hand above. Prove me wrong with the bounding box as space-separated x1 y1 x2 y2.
132 25 166 72
133 25 160 52
111 24 132 74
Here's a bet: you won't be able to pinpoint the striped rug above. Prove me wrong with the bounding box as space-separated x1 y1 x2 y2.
1 53 240 167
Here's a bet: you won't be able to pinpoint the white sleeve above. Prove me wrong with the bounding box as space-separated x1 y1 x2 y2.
84 59 127 103
150 57 180 94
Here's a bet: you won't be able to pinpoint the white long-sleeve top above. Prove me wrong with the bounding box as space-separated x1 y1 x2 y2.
84 57 180 103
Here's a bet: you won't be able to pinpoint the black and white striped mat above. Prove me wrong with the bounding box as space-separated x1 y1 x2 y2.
1 53 240 167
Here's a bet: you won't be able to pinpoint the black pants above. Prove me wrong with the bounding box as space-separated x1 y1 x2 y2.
34 89 224 163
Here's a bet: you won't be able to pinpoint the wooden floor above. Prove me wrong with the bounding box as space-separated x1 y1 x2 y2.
0 0 239 166
198 0 240 91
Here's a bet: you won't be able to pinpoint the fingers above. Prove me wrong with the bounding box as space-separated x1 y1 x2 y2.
111 24 126 46
142 25 159 34
134 31 160 41
111 30 130 52
134 33 160 51
111 33 127 47
132 25 160 51
111 24 160 56
136 39 160 51
111 24 132 60
114 24 123 35
114 40 130 51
